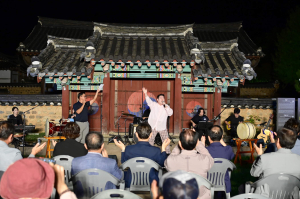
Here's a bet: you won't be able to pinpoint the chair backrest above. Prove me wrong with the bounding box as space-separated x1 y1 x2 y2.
207 158 236 191
231 193 271 199
72 168 121 199
0 170 4 182
90 189 142 199
188 172 215 198
121 157 162 191
251 174 300 199
53 155 74 184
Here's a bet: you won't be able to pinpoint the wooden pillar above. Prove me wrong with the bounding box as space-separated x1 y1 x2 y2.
62 85 69 119
174 74 182 135
214 87 222 125
102 73 110 134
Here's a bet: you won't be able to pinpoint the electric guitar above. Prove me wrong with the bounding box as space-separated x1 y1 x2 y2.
257 114 274 143
226 121 231 130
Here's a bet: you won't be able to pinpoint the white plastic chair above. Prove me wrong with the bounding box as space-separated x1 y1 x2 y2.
53 155 74 188
90 189 142 199
245 173 300 199
231 193 271 199
207 158 236 199
72 169 125 199
188 172 215 199
121 157 162 192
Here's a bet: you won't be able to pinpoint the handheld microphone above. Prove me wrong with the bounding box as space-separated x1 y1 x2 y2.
162 101 165 108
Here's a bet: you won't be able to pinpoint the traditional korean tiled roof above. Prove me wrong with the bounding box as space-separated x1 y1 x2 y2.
0 94 62 106
222 97 275 109
17 17 94 52
92 23 193 62
193 22 264 57
25 18 260 81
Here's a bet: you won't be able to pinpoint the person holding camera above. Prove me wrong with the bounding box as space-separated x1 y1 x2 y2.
0 121 46 171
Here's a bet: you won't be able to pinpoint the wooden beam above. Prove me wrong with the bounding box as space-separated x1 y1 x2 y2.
102 73 110 134
213 88 222 125
62 85 69 120
174 74 182 135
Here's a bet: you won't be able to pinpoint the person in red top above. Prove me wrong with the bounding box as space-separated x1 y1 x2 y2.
142 87 173 153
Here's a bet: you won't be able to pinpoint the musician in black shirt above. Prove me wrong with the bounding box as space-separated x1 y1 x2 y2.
8 107 23 126
190 108 209 128
225 108 244 138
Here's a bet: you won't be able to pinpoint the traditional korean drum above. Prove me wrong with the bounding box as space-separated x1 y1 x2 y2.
237 122 256 139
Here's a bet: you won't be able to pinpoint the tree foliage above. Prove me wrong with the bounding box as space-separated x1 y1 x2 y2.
273 7 300 92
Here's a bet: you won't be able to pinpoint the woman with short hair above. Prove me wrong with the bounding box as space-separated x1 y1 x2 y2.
53 122 87 157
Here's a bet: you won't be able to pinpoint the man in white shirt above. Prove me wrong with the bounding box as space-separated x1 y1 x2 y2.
142 87 173 153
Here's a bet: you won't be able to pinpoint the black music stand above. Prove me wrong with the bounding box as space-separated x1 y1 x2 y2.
195 121 213 146
20 105 42 155
108 115 123 144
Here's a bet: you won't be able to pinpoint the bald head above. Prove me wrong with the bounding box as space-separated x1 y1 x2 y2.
85 132 104 150
179 129 199 150
208 125 223 141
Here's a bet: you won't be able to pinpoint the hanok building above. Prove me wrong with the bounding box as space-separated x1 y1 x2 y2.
20 17 264 134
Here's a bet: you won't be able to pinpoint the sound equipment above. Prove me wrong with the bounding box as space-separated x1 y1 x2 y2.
129 123 139 143
237 122 256 139
257 114 274 144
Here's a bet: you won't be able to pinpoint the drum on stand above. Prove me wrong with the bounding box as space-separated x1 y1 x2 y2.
237 122 256 139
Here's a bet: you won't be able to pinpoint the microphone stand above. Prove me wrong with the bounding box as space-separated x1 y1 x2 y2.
212 101 232 121
21 104 44 156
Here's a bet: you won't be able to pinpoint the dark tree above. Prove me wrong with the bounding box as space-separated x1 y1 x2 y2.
273 7 300 92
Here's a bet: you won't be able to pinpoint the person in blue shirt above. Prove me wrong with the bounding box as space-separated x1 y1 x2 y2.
114 122 170 188
71 132 122 197
206 125 235 194
73 88 101 144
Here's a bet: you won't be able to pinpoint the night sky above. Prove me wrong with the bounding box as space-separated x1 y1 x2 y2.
0 0 299 57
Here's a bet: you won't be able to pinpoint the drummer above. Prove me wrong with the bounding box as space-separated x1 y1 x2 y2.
224 108 244 140
8 107 23 126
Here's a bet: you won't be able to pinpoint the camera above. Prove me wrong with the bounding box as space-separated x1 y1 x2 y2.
39 158 56 164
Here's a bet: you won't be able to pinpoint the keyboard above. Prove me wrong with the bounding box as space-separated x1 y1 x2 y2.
15 125 35 131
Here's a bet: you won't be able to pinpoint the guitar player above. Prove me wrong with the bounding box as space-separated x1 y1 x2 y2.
224 108 244 145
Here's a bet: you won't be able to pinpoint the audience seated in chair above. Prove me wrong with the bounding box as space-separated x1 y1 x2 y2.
250 128 300 195
0 121 46 171
206 125 235 194
0 158 77 199
164 129 214 199
71 132 122 190
114 122 170 188
264 118 300 154
151 170 200 199
52 122 88 158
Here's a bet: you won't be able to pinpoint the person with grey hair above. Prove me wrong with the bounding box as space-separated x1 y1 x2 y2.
114 122 170 188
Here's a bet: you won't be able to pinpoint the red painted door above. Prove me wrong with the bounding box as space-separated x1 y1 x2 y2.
181 93 213 129
110 79 174 133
